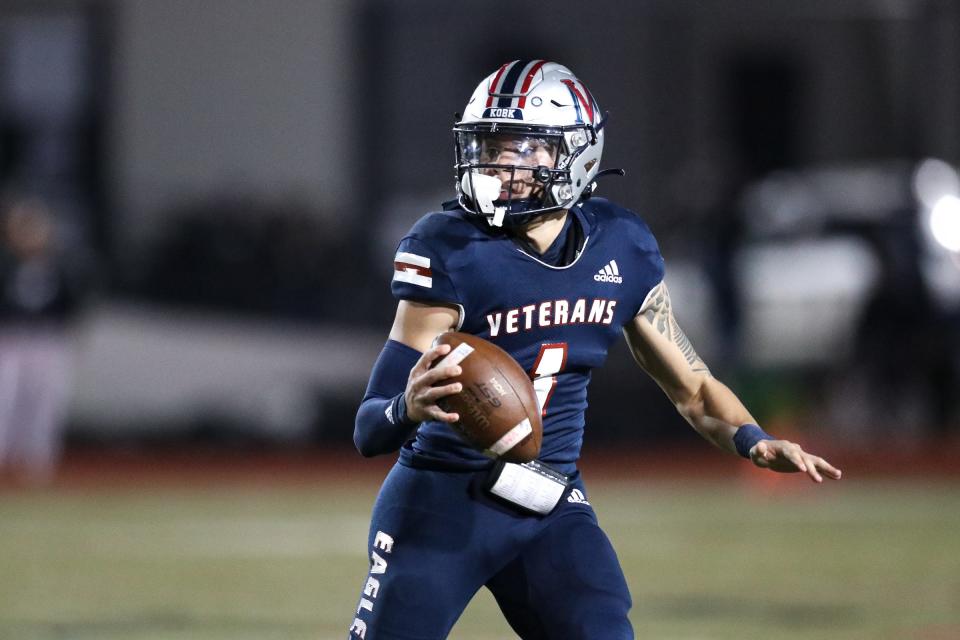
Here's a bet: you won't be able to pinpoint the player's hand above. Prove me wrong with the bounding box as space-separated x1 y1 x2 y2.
404 343 462 424
750 440 843 483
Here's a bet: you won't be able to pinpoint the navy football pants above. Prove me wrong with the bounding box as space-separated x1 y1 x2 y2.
348 462 633 639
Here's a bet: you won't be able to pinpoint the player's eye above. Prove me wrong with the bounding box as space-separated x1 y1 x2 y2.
497 146 525 158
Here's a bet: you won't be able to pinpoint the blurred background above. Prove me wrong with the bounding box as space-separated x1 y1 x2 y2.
1 1 959 639
1 0 959 466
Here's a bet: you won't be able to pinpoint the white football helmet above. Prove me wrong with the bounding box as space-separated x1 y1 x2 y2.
454 60 606 227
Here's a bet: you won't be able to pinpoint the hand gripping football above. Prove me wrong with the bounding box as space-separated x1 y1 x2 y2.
432 332 542 463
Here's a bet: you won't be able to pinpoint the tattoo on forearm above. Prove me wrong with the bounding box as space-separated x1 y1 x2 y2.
640 282 711 374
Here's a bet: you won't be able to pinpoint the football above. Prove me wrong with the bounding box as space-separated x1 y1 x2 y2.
432 332 542 463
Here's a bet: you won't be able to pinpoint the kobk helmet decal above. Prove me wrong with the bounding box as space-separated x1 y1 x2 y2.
454 60 607 227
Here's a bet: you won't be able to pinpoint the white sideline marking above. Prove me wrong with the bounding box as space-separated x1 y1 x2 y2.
1 516 370 558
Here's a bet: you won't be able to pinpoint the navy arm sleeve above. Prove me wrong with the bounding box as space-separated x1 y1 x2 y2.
353 339 423 457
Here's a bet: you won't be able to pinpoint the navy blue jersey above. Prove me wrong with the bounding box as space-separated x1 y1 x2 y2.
391 198 664 469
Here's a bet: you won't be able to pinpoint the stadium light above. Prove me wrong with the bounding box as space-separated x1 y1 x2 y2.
913 158 960 209
929 195 960 252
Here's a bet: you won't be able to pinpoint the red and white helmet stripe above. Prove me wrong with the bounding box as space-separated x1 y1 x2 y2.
485 60 547 109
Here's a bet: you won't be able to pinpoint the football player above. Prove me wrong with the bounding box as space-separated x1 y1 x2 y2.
350 60 841 640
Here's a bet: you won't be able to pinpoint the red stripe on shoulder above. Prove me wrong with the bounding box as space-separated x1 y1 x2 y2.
394 262 433 277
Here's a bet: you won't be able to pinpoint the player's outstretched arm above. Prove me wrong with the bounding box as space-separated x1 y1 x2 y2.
353 301 462 457
623 281 841 483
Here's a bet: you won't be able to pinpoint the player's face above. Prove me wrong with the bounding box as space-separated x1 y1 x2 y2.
478 135 558 200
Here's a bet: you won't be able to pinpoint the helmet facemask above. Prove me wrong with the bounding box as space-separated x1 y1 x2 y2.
455 124 592 227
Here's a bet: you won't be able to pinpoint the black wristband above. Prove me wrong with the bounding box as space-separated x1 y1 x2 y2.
733 424 774 458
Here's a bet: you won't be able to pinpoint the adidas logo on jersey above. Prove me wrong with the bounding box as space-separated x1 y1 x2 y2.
567 489 590 505
594 259 623 284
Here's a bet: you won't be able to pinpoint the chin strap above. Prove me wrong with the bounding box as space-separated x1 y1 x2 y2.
581 168 626 201
594 167 626 180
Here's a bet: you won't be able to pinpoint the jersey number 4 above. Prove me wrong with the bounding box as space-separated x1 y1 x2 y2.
530 343 568 416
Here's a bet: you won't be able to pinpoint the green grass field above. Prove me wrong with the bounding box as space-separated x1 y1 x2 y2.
1 474 958 639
